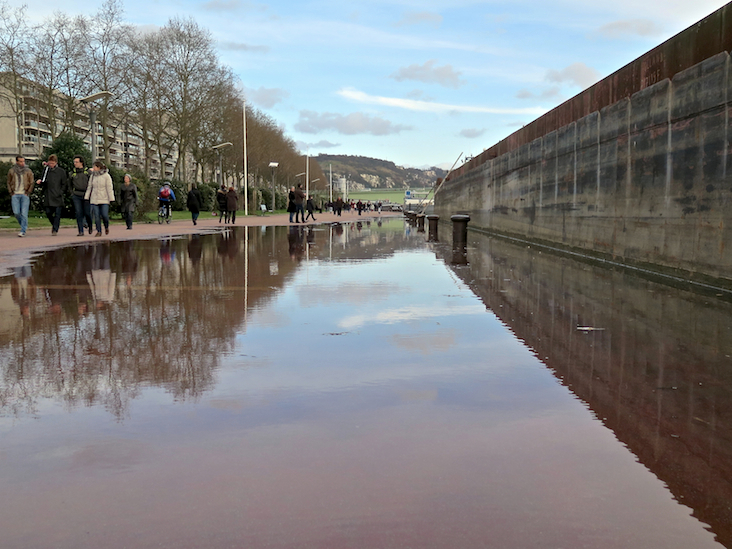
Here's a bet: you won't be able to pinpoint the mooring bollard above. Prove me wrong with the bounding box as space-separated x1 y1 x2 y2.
450 214 470 264
427 214 439 242
416 214 425 232
451 214 470 246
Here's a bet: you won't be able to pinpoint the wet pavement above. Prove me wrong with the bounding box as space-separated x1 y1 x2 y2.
0 218 730 548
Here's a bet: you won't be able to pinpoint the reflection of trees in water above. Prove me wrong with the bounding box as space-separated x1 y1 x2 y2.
0 220 420 419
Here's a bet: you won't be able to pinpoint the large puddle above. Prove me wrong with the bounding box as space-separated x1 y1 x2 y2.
0 218 730 548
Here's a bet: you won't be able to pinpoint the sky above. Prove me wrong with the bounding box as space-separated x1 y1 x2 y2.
18 0 732 169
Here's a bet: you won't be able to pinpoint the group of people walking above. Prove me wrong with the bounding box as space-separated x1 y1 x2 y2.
7 154 132 237
287 184 317 223
215 184 239 224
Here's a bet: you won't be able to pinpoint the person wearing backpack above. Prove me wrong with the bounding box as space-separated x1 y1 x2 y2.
158 182 176 220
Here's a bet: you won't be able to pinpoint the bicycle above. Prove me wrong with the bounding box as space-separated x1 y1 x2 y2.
157 199 172 224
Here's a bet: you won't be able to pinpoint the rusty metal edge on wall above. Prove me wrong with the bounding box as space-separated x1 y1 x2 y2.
448 1 732 180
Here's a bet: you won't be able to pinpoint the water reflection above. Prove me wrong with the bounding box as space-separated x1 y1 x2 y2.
0 219 729 548
0 221 419 419
436 232 732 548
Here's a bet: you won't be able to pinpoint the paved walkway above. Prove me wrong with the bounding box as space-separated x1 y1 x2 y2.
0 210 400 274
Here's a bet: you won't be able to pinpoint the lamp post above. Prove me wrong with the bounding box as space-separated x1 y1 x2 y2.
242 98 248 215
80 91 113 163
212 142 233 188
269 161 279 211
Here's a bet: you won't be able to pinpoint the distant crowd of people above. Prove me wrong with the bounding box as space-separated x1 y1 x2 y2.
7 154 392 235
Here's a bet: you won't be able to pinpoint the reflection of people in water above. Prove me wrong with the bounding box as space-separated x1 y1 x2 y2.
86 244 117 306
160 239 176 265
10 264 33 318
188 235 203 265
288 225 304 261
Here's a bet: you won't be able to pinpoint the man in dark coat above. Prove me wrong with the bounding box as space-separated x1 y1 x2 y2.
293 184 306 223
70 155 92 236
120 174 138 230
216 184 228 223
36 154 68 235
187 183 203 225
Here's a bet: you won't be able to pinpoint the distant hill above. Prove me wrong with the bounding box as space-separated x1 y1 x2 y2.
315 154 446 190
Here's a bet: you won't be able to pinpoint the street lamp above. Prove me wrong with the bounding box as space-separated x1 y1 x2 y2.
212 142 233 187
80 90 113 163
269 161 279 211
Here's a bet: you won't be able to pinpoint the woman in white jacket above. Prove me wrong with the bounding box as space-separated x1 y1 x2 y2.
84 161 115 236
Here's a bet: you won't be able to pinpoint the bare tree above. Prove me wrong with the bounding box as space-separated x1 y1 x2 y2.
82 0 134 163
0 2 30 154
158 17 219 180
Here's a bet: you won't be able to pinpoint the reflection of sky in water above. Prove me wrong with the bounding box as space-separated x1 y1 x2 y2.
0 221 724 549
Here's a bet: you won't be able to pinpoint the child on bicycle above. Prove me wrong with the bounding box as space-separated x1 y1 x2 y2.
158 182 176 219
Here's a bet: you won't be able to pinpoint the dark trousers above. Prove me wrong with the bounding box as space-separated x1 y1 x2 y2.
295 204 305 222
45 206 62 232
191 211 200 225
229 209 236 223
305 209 315 221
123 211 134 229
72 194 92 234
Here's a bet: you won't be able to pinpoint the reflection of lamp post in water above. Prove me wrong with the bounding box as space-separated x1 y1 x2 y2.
269 161 279 211
80 91 113 162
212 142 233 187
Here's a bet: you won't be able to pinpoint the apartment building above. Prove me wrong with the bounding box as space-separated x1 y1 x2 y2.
0 76 177 179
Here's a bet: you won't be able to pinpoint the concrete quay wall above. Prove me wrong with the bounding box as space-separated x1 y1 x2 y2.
436 51 732 288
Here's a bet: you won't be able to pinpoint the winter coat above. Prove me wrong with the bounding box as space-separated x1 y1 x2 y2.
226 189 238 211
120 183 138 213
187 188 202 213
6 165 34 195
84 169 115 205
216 188 227 210
41 166 68 207
306 198 315 212
287 190 296 213
69 168 90 197
294 188 305 205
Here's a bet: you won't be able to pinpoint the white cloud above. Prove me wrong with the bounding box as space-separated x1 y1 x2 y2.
295 111 412 135
459 128 486 139
219 42 269 53
545 62 601 88
338 305 485 330
202 0 241 11
243 86 289 108
597 19 664 38
390 59 465 89
297 140 341 150
338 87 547 116
395 11 443 27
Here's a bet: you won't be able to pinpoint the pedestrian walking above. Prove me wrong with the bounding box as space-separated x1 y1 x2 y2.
36 154 68 235
70 156 92 236
305 196 316 222
187 183 203 225
216 184 228 223
84 161 115 237
294 184 306 223
6 155 34 237
226 186 238 224
120 174 138 230
288 186 296 223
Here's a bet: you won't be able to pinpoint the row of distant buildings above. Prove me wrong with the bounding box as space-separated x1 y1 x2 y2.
0 76 177 179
